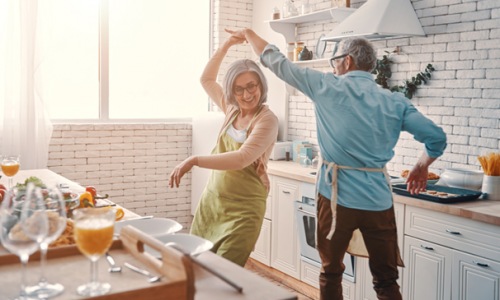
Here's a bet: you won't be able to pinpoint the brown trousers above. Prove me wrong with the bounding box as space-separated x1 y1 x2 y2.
316 194 403 300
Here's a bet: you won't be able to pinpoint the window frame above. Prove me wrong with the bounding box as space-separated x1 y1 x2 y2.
51 0 212 124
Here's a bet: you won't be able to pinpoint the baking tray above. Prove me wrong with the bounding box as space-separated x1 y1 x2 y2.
392 184 482 203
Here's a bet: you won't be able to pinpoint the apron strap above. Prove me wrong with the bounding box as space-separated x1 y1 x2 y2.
322 159 390 240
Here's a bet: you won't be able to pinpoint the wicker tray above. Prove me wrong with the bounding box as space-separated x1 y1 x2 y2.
392 184 482 203
0 226 195 300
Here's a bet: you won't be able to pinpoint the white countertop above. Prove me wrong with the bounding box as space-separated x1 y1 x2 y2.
267 160 500 226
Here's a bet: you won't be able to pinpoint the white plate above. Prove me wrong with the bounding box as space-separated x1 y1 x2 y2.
114 217 182 237
316 34 326 59
146 233 213 258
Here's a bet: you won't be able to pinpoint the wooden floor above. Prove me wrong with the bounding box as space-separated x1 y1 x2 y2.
245 259 318 300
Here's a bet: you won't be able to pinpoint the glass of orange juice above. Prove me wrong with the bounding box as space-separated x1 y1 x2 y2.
73 207 115 297
1 154 20 189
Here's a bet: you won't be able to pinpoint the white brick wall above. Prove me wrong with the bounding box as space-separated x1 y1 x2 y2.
248 0 500 175
48 123 193 231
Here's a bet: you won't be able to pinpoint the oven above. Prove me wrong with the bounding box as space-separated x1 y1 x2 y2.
295 182 356 282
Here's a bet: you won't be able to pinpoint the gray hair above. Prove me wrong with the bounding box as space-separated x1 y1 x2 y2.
223 59 268 107
339 38 377 72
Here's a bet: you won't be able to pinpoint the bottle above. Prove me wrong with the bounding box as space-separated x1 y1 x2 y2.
282 0 291 18
301 0 311 15
294 42 304 61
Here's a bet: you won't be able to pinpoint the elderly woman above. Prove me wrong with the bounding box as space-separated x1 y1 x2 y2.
168 31 278 267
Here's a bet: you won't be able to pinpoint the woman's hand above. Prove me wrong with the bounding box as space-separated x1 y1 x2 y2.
169 156 198 188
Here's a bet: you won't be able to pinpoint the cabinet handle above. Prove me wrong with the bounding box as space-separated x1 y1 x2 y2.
420 245 434 251
445 229 461 235
473 261 489 268
297 207 315 217
282 190 291 194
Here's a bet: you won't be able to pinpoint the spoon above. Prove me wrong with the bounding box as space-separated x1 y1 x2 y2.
105 252 122 273
124 262 162 283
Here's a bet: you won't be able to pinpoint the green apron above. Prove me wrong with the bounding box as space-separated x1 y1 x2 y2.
190 110 268 267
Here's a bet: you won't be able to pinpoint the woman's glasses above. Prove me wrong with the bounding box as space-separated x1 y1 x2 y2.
234 82 260 96
329 53 349 68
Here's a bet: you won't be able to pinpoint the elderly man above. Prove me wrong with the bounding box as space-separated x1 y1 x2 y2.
229 28 447 300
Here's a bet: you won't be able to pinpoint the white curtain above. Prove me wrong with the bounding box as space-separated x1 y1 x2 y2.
0 0 53 170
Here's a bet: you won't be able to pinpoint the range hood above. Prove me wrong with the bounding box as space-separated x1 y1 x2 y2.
322 0 425 42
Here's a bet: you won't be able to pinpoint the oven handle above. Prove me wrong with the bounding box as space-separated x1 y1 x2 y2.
296 206 316 217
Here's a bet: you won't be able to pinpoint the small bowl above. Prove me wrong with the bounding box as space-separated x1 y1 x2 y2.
114 217 182 237
439 168 484 190
146 233 213 258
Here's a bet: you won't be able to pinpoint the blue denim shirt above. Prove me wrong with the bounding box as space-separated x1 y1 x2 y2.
260 44 447 211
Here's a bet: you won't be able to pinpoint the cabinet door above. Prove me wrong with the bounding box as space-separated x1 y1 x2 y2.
403 236 452 300
271 176 301 279
250 219 272 266
452 250 500 300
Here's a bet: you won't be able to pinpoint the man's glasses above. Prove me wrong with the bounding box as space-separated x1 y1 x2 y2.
329 53 349 68
234 82 260 96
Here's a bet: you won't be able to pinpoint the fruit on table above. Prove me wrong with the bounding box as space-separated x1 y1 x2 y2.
79 191 95 208
115 207 124 221
0 185 6 204
85 186 97 199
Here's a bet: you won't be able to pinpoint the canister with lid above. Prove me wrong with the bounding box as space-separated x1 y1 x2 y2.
294 42 305 61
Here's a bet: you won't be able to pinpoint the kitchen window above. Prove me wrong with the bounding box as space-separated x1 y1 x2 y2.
33 0 210 121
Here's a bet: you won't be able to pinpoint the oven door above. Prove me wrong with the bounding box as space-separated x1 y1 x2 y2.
295 198 356 282
295 200 321 262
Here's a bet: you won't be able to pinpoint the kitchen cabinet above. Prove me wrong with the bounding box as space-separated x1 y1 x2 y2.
270 176 301 279
452 249 500 300
403 235 453 300
403 205 500 300
250 175 273 265
251 219 272 266
301 258 356 300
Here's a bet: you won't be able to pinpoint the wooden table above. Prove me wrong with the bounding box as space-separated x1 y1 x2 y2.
0 169 298 300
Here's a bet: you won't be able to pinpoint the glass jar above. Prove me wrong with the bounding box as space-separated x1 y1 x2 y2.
273 7 281 20
287 42 295 60
294 42 304 62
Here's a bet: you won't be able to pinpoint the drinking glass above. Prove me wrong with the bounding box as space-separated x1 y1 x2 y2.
0 185 48 300
23 187 67 299
73 207 115 297
1 155 20 189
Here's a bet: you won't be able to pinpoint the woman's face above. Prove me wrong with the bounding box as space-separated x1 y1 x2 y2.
233 72 261 112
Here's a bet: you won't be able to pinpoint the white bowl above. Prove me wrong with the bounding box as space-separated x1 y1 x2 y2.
114 217 182 237
146 233 213 258
439 168 484 190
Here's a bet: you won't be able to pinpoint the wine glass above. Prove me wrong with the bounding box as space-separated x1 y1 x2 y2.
0 185 48 300
1 155 20 190
23 186 67 299
73 207 115 297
